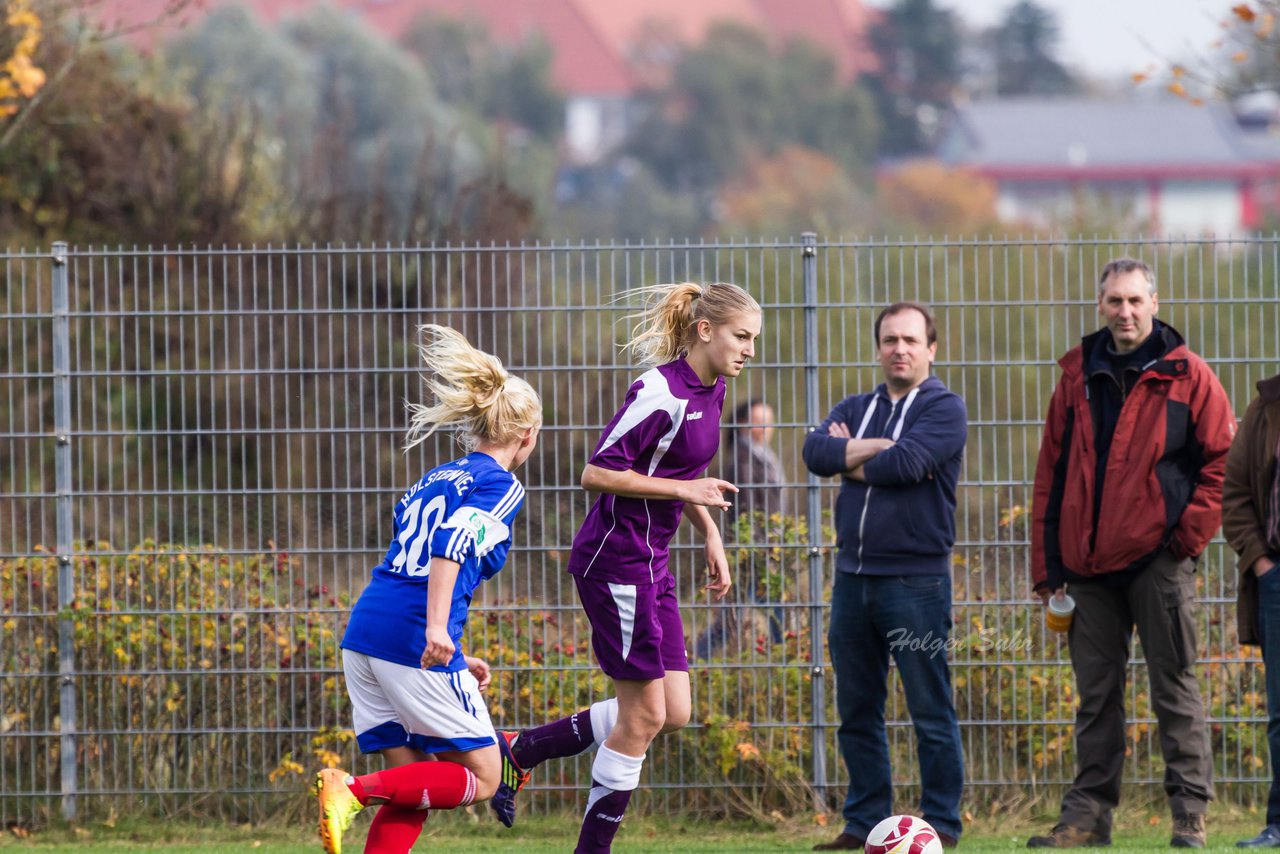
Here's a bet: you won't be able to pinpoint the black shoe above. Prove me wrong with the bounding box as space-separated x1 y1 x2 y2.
814 832 865 851
1238 826 1280 848
1171 813 1206 849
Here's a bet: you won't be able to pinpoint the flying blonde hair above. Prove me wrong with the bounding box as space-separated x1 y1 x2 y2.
620 281 760 366
404 324 542 452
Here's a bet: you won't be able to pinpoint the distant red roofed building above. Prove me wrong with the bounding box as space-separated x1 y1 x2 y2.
929 97 1280 235
85 0 876 163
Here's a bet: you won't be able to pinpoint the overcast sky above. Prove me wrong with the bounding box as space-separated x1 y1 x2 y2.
869 0 1237 82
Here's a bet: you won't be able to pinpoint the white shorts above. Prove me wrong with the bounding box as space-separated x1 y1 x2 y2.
342 649 497 755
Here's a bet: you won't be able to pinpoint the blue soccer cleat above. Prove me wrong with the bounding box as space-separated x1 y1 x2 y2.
490 731 531 828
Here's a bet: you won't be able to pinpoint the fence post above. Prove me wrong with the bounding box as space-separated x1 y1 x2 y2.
51 241 78 822
801 232 829 810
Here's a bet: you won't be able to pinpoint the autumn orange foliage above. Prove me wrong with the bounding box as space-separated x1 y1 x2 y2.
876 160 999 233
718 145 867 236
0 0 45 118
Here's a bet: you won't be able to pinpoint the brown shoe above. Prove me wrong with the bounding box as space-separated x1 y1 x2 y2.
939 833 958 848
1026 824 1110 848
814 832 865 851
1172 814 1207 849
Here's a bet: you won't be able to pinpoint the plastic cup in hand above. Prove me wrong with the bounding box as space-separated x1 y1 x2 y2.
1046 592 1075 633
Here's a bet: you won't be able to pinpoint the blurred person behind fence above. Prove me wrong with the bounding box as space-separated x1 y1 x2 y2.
694 399 789 658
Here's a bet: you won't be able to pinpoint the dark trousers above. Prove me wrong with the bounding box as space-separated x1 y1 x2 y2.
1256 563 1280 826
1061 549 1214 837
829 571 964 840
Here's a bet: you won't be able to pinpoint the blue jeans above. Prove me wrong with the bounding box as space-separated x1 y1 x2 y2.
828 571 964 840
1258 564 1280 826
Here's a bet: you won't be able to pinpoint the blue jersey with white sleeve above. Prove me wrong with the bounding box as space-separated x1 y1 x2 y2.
341 451 525 671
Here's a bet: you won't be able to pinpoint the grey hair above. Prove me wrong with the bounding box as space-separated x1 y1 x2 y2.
1098 258 1155 296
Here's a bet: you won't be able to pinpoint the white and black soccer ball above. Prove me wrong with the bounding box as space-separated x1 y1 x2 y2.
864 815 943 854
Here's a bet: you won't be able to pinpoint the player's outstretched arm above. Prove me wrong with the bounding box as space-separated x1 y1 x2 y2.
582 463 737 509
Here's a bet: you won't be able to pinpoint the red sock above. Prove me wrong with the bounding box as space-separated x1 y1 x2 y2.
363 804 429 854
352 761 478 810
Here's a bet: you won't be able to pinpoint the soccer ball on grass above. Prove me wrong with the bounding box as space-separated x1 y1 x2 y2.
864 815 943 854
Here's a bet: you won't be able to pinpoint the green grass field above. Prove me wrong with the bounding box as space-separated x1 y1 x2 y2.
0 810 1274 853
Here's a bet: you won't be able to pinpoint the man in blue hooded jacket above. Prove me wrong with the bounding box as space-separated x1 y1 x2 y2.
804 301 967 852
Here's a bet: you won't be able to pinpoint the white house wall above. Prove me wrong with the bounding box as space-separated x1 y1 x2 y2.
1159 180 1241 236
994 178 1240 235
995 180 1149 230
565 95 631 164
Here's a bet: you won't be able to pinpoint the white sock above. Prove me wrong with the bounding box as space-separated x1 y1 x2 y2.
583 744 644 814
590 697 619 749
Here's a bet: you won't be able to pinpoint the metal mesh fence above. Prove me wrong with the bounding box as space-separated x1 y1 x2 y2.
1 236 1276 825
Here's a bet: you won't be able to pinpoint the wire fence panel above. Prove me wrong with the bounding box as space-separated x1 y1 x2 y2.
1 249 60 823
0 237 1276 825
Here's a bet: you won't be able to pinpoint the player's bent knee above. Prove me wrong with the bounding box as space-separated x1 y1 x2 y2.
660 690 691 732
624 698 667 735
659 707 690 733
464 748 502 803
473 776 499 803
630 715 665 741
470 765 500 803
642 707 670 738
615 711 664 745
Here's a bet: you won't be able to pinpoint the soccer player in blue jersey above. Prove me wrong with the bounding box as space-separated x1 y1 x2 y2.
314 324 541 854
491 282 763 854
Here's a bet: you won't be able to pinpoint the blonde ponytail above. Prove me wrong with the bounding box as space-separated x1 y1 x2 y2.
404 325 542 452
621 281 761 365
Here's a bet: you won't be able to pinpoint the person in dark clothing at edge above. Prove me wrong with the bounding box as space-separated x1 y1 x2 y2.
1028 258 1236 850
803 301 967 852
1221 371 1280 848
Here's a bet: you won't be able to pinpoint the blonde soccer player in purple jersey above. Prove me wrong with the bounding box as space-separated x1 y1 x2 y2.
488 282 762 854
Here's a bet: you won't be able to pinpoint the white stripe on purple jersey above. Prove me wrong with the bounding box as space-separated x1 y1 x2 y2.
569 357 725 584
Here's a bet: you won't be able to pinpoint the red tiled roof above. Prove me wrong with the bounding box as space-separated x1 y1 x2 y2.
355 0 633 96
88 0 875 94
574 0 762 49
576 0 875 84
753 0 878 77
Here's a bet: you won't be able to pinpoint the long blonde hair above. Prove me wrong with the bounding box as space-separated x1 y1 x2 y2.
404 324 542 452
621 281 760 365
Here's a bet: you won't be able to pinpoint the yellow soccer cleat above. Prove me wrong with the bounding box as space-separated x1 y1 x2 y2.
316 767 364 854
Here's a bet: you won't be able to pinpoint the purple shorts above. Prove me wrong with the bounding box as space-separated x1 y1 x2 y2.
574 573 689 681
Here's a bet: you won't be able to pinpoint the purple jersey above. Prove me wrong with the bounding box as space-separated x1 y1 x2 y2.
568 357 726 584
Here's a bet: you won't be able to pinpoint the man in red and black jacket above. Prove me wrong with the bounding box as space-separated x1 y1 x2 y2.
1027 258 1235 850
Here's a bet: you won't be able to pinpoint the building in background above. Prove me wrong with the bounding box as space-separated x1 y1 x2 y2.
93 0 876 164
931 98 1280 235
